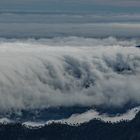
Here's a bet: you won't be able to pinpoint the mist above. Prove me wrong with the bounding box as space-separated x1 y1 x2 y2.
0 37 139 112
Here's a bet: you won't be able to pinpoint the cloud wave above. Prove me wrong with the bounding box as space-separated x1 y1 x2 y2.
0 37 139 112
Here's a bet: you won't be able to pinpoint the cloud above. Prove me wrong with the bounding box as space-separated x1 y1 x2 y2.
1 0 140 13
1 0 140 7
46 107 140 126
0 37 139 112
84 0 140 7
3 0 140 5
1 14 140 38
22 107 140 127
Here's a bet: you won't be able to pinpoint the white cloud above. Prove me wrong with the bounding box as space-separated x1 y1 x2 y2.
23 107 140 128
0 37 139 112
47 107 140 125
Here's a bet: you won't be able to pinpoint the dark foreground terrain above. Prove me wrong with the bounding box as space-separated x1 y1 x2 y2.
0 112 140 140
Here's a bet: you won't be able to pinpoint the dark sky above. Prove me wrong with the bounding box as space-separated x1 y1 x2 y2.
0 0 140 14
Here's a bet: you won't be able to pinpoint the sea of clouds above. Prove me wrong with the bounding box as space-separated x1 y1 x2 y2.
0 13 140 38
0 37 139 112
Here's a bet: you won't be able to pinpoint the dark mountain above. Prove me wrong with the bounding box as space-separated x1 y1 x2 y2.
0 111 140 140
0 106 91 122
136 45 140 48
1 103 138 123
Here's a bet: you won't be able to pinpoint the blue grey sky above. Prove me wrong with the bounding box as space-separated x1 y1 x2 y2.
0 0 140 14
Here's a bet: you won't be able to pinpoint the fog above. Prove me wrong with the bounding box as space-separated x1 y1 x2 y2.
0 37 139 112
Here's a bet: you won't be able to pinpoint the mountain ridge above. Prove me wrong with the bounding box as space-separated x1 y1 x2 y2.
0 109 140 140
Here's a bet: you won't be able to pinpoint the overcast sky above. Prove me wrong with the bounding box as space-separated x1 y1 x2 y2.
0 0 140 14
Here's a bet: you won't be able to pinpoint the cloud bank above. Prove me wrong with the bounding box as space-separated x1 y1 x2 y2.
46 107 140 125
1 0 140 8
0 37 139 112
0 22 140 38
0 13 140 38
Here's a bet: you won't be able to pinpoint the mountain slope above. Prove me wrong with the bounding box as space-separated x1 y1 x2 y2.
0 111 140 140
